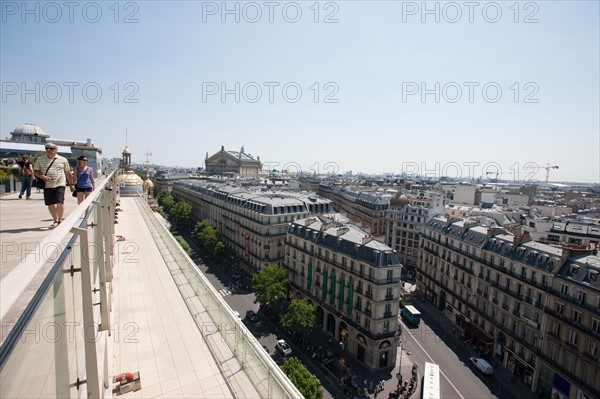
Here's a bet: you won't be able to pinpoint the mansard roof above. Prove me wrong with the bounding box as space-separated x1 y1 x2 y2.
206 146 261 166
558 254 600 290
288 218 400 267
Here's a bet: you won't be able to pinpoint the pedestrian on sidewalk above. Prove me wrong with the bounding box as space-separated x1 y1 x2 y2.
18 154 33 199
33 143 74 228
73 156 95 205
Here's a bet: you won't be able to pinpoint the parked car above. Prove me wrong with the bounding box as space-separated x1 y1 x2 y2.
246 310 259 322
470 357 493 375
262 345 270 354
276 339 292 356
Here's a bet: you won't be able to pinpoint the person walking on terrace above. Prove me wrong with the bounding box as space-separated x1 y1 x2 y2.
18 154 34 199
73 156 96 205
33 143 75 228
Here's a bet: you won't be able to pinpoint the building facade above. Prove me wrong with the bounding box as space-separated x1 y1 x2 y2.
385 191 445 276
1 123 103 175
318 183 390 237
172 181 333 270
416 216 599 399
545 222 600 248
284 217 402 371
540 253 600 399
204 146 262 177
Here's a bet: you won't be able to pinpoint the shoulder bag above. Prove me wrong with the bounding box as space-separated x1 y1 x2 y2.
34 158 57 190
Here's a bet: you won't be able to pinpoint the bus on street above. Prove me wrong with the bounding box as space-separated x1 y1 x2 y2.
401 305 421 326
422 362 440 399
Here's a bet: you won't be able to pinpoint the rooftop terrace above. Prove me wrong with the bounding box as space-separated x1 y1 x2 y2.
0 175 300 398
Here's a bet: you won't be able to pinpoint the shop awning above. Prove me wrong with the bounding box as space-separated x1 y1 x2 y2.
465 322 494 344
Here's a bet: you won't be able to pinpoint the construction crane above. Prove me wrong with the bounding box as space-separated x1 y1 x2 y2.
544 164 559 183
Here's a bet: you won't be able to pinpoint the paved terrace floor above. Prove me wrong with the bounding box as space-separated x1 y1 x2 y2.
0 190 259 398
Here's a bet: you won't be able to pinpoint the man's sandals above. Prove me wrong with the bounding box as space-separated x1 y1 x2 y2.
49 220 61 229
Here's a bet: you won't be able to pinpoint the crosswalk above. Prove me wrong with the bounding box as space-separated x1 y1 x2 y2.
218 287 233 297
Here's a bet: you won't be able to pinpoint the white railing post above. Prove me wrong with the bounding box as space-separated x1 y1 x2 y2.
99 194 113 284
72 226 100 399
92 204 109 332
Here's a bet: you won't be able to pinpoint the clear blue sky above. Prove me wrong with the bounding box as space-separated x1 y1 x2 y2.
1 1 598 183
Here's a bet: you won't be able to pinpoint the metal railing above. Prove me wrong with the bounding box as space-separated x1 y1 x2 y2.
0 173 118 399
0 176 302 399
134 196 303 399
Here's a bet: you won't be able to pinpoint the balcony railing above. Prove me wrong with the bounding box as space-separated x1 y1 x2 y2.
535 349 597 394
305 250 401 285
0 176 117 398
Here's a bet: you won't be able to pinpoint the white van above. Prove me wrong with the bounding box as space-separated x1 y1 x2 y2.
469 357 493 375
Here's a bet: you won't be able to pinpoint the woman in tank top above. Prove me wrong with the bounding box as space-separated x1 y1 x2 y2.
74 156 96 205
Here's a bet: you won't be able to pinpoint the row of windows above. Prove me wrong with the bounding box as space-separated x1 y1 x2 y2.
288 253 396 289
547 340 598 383
289 237 397 275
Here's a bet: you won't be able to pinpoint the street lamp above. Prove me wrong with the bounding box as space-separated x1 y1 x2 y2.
397 343 404 387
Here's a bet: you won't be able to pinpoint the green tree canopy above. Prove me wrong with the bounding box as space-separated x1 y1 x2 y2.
157 191 175 214
214 241 228 263
175 237 189 253
281 357 323 399
252 265 288 306
280 299 315 334
172 201 192 230
192 220 218 252
192 220 211 240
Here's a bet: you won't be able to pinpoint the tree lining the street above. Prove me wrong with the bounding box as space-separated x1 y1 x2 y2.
155 189 229 260
157 190 175 214
252 264 288 306
281 298 315 335
281 357 323 399
171 201 192 230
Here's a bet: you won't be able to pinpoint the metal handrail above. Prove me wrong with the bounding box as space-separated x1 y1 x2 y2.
134 196 304 399
0 172 117 398
0 173 115 321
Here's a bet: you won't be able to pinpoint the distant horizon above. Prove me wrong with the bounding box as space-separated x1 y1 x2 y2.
122 159 600 186
2 2 598 184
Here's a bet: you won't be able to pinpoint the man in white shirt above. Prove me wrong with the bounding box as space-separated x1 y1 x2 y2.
33 142 75 228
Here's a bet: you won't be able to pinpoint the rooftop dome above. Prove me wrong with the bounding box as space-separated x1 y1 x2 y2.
117 171 143 186
390 193 409 207
10 123 49 137
143 177 154 190
122 145 131 154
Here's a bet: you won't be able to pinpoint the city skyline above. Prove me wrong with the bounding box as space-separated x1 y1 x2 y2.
1 1 599 183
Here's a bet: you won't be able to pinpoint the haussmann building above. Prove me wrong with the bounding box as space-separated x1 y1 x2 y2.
283 216 402 371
